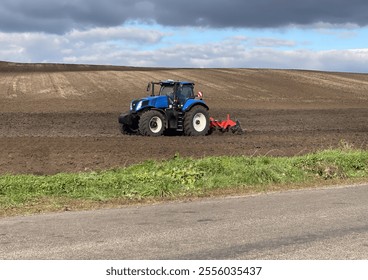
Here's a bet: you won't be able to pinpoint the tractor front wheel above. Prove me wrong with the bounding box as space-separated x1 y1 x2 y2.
184 106 210 136
139 110 165 136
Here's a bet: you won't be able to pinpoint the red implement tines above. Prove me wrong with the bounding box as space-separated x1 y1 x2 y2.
210 114 237 130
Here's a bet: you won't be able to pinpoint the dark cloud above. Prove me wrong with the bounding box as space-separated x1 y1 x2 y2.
1 0 368 34
0 0 144 33
148 0 368 28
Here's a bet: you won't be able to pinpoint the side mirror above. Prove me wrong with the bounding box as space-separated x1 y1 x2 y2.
197 91 203 99
146 83 151 92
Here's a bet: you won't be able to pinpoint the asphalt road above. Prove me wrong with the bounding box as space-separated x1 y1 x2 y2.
1 184 367 260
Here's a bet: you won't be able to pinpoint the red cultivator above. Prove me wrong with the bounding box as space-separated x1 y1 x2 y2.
210 114 244 134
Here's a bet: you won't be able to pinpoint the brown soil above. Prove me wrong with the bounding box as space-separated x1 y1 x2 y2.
1 61 368 175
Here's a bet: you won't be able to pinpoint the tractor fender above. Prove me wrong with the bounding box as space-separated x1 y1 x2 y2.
142 107 166 115
136 106 164 115
182 99 209 112
138 108 168 128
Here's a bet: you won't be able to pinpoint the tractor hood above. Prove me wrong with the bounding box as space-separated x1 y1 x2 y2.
130 95 169 112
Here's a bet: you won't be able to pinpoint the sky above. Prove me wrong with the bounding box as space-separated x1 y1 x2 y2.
1 0 368 72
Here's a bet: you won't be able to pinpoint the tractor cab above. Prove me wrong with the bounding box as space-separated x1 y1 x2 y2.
148 80 196 107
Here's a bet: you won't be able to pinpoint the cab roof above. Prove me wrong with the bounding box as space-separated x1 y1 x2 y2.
160 80 194 86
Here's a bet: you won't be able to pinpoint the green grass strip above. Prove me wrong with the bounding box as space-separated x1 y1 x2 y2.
1 149 368 209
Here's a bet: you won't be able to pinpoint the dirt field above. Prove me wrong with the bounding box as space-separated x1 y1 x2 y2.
1 61 368 175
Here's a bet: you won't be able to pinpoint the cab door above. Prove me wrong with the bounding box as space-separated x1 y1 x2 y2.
177 85 194 105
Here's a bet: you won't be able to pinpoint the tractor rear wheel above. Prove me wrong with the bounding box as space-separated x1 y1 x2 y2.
184 106 210 136
139 110 165 136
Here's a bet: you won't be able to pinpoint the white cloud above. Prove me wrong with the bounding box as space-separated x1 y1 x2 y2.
303 22 361 30
68 26 164 44
0 25 166 63
0 27 368 72
253 38 296 48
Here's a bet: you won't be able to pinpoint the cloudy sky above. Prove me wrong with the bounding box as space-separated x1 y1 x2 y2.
1 0 368 72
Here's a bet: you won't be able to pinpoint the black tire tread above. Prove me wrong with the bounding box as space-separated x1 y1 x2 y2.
138 110 165 136
183 106 210 136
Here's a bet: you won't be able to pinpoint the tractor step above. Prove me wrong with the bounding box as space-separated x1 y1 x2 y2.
177 111 184 131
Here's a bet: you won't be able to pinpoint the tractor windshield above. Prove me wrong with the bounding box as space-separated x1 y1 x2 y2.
159 85 175 97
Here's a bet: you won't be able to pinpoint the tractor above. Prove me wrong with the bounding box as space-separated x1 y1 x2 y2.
118 80 210 136
118 80 243 136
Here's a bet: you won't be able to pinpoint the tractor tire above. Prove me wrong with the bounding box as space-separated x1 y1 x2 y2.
138 110 165 136
184 106 210 136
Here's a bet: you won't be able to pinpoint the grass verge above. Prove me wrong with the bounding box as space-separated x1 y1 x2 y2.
1 148 368 217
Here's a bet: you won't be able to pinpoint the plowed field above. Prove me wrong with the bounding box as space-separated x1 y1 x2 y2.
1 62 368 174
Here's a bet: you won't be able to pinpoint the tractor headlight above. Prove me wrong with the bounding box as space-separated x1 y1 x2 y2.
130 100 143 112
135 100 143 111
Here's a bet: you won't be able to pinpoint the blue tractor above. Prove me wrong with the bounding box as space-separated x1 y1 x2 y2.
118 80 210 136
